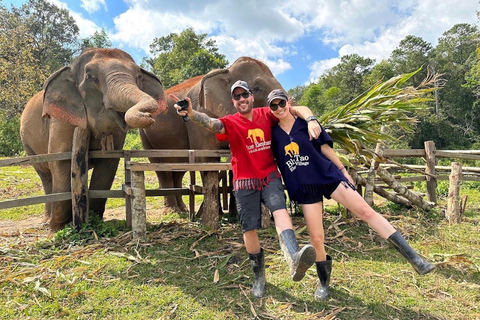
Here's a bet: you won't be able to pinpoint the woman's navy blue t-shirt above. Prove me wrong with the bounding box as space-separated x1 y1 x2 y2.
271 118 346 202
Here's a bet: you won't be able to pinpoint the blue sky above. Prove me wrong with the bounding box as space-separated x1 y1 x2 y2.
4 0 479 90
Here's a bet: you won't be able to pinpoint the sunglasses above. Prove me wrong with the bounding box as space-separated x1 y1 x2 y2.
269 100 287 111
232 92 251 100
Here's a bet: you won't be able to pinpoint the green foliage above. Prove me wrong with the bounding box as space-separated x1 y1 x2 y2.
320 68 439 163
143 27 228 88
8 0 79 71
0 113 23 156
54 214 127 246
0 19 48 117
389 35 432 86
123 129 143 150
79 28 112 51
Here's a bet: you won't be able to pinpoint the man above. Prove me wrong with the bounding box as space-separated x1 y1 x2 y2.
172 80 321 298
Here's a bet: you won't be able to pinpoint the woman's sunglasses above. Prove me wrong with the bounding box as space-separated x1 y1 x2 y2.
232 92 251 100
269 100 287 111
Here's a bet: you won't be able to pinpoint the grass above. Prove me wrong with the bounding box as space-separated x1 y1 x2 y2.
1 157 480 319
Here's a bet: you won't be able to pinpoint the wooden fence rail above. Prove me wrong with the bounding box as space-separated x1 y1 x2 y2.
1 140 479 237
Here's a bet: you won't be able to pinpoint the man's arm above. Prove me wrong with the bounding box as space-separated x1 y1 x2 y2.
189 109 226 134
290 105 321 140
171 95 226 134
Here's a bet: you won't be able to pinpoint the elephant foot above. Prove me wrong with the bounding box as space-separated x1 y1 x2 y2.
160 205 184 215
178 202 189 213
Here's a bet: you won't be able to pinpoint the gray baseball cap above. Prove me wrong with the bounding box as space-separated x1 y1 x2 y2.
231 80 251 94
267 89 288 106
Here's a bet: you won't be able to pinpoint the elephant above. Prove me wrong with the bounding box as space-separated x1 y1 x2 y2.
20 48 167 232
284 142 300 157
139 56 284 213
247 128 265 143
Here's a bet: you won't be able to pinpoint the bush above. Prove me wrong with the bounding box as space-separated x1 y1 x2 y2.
124 129 143 150
0 114 23 156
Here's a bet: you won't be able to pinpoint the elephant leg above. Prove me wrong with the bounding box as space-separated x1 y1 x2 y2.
89 157 121 220
49 160 73 232
156 171 183 213
32 164 53 223
173 171 188 212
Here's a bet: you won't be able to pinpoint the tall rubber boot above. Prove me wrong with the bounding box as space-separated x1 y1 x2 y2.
387 231 435 275
315 255 332 301
279 229 316 281
249 249 266 298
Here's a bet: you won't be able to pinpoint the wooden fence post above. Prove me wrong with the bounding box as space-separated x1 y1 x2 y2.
124 150 132 228
425 141 437 203
446 162 463 223
71 127 90 229
202 171 219 230
131 170 147 240
365 126 387 206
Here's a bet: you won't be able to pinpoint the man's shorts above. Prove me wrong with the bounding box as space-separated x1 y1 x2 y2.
234 173 286 232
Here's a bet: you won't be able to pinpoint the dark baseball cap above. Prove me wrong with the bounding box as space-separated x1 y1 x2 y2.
267 89 288 106
231 80 251 94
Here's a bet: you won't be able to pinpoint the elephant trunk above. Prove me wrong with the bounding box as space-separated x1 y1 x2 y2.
106 82 167 129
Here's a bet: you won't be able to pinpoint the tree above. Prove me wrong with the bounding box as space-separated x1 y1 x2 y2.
432 23 480 144
144 28 228 88
389 35 432 86
8 0 79 71
0 23 48 117
80 28 112 51
322 54 375 105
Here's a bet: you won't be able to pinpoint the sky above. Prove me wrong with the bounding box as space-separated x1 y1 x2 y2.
4 0 480 90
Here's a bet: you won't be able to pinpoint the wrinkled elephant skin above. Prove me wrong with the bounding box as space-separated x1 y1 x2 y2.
20 48 166 232
139 56 284 213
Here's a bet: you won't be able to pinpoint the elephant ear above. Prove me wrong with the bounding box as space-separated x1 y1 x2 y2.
198 69 235 117
139 68 165 101
43 66 87 129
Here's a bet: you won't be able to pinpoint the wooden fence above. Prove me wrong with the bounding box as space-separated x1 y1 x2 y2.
0 149 232 238
1 140 479 238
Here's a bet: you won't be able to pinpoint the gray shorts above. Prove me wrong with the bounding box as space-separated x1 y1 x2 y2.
234 173 287 232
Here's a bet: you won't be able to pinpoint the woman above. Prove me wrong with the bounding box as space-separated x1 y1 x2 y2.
267 89 435 301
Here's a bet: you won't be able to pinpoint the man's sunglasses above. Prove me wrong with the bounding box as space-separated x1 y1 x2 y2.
269 100 287 111
232 92 251 100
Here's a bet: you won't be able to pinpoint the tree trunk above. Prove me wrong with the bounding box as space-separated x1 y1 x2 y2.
446 162 463 223
71 127 90 230
351 170 412 208
376 166 434 211
131 171 147 240
201 171 219 230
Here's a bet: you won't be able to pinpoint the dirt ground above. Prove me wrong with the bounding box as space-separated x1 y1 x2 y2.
0 206 128 244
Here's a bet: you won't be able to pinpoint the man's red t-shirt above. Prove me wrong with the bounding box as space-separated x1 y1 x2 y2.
217 107 280 190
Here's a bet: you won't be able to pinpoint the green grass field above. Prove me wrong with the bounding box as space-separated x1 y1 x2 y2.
1 157 480 319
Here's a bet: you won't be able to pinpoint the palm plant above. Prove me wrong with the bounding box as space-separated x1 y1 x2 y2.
320 68 441 164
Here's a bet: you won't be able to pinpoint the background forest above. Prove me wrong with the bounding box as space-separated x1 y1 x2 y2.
1 0 480 156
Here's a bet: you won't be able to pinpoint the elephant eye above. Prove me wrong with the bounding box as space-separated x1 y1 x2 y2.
85 72 96 81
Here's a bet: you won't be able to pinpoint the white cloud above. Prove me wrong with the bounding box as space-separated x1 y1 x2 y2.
44 0 479 88
81 0 107 13
307 57 340 84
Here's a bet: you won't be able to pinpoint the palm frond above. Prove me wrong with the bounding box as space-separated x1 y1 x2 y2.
320 67 442 162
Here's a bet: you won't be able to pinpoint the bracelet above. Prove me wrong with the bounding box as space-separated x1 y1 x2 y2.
338 166 346 172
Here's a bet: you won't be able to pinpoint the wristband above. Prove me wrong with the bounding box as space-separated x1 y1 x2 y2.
338 166 346 172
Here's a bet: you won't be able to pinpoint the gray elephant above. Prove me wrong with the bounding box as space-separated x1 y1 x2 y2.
139 56 284 213
20 48 167 232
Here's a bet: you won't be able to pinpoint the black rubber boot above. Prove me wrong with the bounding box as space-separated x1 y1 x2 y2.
279 229 316 281
387 231 435 275
249 249 266 298
315 255 332 301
